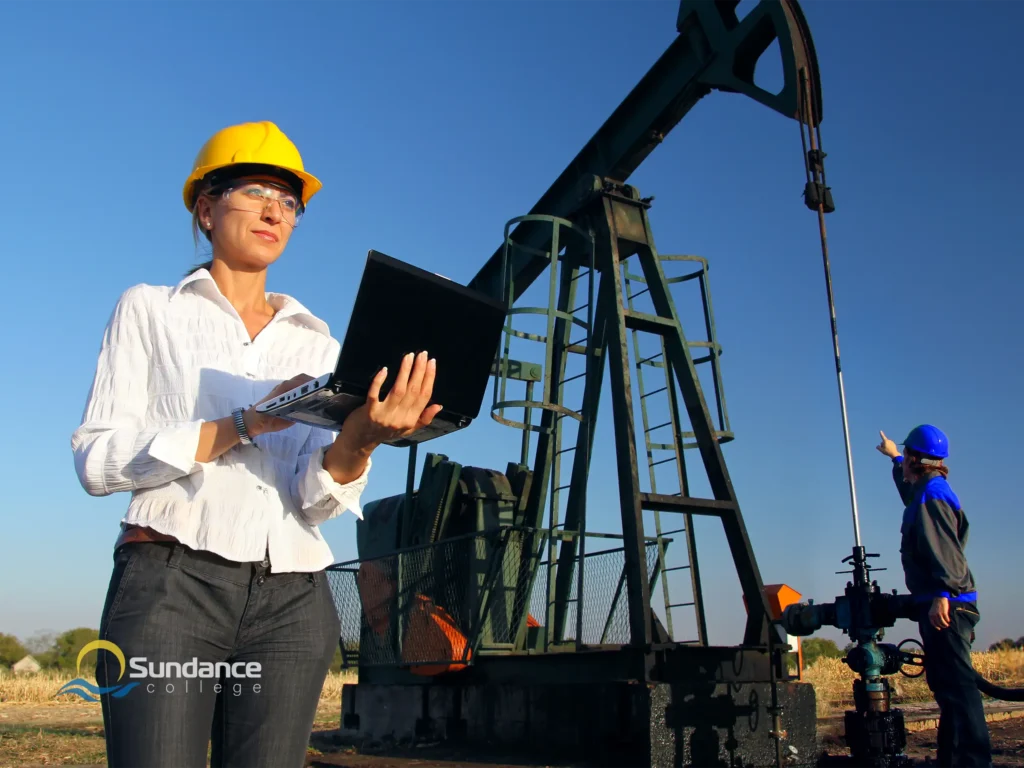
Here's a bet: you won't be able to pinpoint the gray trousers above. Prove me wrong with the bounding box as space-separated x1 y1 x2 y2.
918 602 992 767
96 540 341 768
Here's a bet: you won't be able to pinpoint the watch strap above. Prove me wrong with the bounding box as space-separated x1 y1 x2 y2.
233 407 253 445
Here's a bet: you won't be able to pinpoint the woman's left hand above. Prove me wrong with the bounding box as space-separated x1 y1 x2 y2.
929 596 951 630
324 351 442 478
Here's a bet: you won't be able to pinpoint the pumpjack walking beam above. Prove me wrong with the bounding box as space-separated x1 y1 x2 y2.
468 0 821 306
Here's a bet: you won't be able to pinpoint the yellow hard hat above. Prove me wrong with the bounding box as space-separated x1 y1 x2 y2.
182 121 322 212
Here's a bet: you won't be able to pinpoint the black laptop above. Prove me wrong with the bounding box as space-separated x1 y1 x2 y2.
255 249 508 446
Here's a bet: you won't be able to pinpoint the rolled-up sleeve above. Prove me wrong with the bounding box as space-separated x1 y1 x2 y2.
292 427 371 526
70 286 207 497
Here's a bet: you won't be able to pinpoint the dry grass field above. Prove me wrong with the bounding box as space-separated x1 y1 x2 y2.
803 647 1024 718
2 651 1023 766
0 669 356 767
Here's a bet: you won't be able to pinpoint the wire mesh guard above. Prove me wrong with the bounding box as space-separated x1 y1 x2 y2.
529 536 662 646
326 528 664 671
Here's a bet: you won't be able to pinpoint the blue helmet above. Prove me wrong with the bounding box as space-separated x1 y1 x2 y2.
901 424 949 459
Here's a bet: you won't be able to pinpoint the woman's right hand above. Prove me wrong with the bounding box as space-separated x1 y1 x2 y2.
243 374 315 437
876 430 901 459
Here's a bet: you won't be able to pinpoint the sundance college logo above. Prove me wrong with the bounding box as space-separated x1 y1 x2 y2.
56 640 262 702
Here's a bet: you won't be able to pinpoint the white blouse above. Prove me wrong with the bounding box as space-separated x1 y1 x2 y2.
70 268 370 572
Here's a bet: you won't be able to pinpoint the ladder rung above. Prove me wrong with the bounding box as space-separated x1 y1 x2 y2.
658 527 687 536
663 566 691 572
668 602 695 609
560 371 587 384
640 386 668 399
637 352 663 366
554 484 572 491
623 309 675 334
571 270 591 282
640 493 737 516
555 447 576 455
650 457 676 467
628 287 651 301
645 421 672 433
570 304 590 314
568 337 588 347
649 442 676 451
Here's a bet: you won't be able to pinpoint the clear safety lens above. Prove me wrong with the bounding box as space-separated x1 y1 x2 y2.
221 182 304 227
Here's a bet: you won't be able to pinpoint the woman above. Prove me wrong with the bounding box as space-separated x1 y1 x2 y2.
877 425 991 767
71 120 442 768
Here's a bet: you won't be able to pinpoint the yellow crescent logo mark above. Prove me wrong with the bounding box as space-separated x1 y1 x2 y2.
77 640 126 682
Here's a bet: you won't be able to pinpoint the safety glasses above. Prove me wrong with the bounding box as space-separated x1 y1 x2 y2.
218 181 305 227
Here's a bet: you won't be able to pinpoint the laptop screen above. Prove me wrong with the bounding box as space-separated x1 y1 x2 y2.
333 251 508 420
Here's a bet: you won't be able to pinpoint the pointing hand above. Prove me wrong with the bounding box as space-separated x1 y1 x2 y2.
876 430 900 459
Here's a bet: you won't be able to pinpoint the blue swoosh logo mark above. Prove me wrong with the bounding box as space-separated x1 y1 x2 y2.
56 678 141 702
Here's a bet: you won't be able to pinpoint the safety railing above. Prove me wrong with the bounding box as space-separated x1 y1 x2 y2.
325 526 666 671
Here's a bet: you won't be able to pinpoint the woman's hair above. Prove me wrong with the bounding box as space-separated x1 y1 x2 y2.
185 181 216 277
904 448 950 479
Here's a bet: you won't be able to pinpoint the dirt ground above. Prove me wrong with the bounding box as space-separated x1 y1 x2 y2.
906 717 1024 766
306 717 1024 768
2 702 1023 767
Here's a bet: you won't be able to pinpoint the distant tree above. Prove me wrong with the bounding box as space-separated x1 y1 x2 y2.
802 638 843 667
989 638 1018 652
329 645 344 674
51 628 101 671
0 633 28 666
23 630 58 655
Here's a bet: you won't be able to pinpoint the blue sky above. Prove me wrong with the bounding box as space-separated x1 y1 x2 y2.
2 0 1022 654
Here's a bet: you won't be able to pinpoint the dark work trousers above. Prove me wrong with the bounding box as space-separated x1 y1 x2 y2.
917 601 992 768
95 540 341 768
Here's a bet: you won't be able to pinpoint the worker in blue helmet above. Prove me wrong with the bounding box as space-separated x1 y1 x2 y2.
877 425 991 767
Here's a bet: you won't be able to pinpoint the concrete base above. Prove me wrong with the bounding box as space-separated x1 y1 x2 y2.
340 680 818 767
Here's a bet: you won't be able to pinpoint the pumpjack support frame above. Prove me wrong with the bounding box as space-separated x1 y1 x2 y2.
328 1 827 766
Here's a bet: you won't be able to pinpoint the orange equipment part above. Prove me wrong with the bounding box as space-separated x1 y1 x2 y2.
763 584 803 620
742 583 805 679
404 595 472 676
741 583 803 619
356 561 395 635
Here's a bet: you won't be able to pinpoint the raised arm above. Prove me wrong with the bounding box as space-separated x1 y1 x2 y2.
877 430 914 505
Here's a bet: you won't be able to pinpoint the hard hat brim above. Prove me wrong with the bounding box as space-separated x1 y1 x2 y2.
183 162 323 212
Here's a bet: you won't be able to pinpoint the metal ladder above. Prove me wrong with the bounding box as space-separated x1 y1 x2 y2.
491 214 597 651
543 260 595 645
622 253 729 645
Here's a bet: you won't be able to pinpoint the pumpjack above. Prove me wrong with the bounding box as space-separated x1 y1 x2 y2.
324 1 919 766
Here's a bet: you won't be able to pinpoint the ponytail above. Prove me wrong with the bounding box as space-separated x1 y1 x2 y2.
904 448 950 479
186 181 215 277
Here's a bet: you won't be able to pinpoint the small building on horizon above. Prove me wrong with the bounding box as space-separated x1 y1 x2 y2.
12 655 41 675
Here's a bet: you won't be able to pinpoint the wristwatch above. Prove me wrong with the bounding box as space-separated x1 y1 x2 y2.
232 407 254 446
